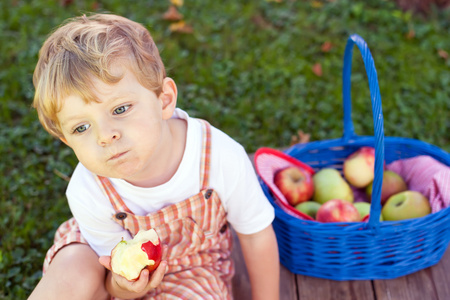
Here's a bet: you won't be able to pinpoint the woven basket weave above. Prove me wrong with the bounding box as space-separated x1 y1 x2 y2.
257 34 450 280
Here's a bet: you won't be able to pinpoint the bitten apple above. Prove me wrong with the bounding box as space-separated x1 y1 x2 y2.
343 147 375 188
111 228 162 281
382 191 431 221
312 168 354 204
366 170 407 205
316 199 360 223
274 166 314 206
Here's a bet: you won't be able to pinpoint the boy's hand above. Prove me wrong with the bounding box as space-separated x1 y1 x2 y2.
99 245 168 297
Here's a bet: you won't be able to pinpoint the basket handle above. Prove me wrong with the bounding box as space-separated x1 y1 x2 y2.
342 34 385 230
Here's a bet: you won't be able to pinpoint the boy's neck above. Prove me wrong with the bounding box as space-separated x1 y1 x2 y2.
125 118 187 188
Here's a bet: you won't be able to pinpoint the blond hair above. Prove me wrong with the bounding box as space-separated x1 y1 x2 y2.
33 13 166 138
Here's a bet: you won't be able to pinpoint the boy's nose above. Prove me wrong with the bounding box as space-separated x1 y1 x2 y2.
97 125 121 146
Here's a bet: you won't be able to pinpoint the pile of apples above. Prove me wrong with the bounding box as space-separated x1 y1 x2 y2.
274 147 431 223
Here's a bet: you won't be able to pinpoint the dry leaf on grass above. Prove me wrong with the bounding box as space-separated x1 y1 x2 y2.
406 29 415 39
290 130 311 146
169 21 193 34
438 49 448 60
60 0 74 6
311 1 323 8
321 41 333 52
251 14 273 29
163 5 183 21
312 63 322 77
170 0 183 7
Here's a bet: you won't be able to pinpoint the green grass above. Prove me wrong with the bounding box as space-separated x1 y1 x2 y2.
0 0 449 298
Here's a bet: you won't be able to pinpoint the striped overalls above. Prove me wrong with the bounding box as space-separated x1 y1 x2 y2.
44 120 234 299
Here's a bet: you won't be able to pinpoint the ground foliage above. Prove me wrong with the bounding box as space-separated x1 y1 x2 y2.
0 0 448 298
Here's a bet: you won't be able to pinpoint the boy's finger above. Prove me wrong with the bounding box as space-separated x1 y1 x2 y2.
110 270 146 293
98 256 112 271
128 269 150 293
148 260 168 289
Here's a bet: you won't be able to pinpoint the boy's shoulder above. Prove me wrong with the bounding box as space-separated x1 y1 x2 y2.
66 163 102 197
206 123 253 178
178 108 247 157
210 125 247 160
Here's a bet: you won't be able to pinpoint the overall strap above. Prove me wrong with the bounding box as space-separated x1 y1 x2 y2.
96 175 130 213
198 119 212 190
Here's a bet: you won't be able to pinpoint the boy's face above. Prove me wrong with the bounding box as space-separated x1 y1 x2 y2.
57 67 177 185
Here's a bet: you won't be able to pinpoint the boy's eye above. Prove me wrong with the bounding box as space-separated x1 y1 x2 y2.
113 105 130 115
74 124 90 133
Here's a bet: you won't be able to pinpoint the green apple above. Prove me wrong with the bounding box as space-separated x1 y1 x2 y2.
343 147 375 188
366 170 407 205
354 202 383 221
295 201 321 219
382 191 431 221
312 168 354 204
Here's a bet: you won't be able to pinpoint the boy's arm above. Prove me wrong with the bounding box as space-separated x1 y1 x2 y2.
236 225 280 300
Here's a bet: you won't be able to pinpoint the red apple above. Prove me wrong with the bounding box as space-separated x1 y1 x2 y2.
111 228 162 281
274 166 314 206
381 191 431 221
316 199 360 223
343 147 376 188
366 170 407 205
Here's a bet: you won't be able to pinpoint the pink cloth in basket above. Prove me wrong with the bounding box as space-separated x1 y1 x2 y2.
386 155 450 213
254 148 315 220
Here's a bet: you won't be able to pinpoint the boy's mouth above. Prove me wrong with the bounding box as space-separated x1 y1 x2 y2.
109 151 129 161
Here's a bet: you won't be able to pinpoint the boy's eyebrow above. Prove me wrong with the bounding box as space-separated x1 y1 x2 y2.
109 94 135 102
60 114 87 127
97 90 137 103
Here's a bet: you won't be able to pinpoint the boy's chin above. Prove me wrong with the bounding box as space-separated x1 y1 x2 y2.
88 166 138 181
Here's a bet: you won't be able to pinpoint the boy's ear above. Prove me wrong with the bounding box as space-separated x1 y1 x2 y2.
159 77 177 120
59 137 70 147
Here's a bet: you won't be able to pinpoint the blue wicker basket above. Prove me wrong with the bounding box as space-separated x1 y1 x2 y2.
258 34 450 280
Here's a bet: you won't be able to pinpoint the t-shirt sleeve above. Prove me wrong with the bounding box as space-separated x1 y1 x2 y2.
210 129 275 235
66 164 132 256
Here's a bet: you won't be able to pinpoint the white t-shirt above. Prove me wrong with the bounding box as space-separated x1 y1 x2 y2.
66 108 275 256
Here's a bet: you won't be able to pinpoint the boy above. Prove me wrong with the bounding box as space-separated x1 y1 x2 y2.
29 13 279 299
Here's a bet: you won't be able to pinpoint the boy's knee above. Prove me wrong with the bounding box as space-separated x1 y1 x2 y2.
48 244 108 299
52 244 101 271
